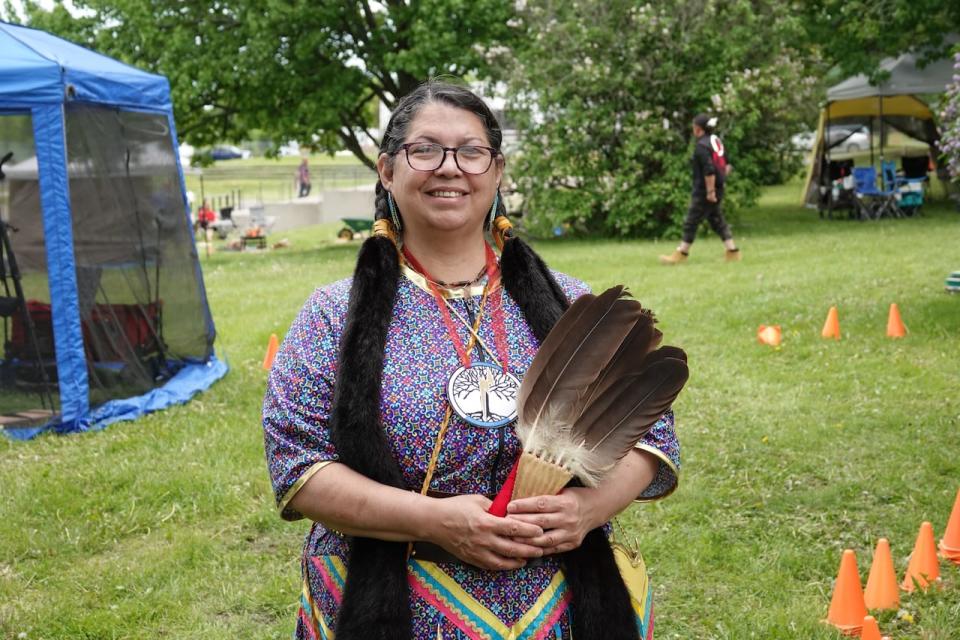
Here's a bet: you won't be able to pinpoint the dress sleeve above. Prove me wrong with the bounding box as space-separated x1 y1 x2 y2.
634 409 681 502
262 289 342 521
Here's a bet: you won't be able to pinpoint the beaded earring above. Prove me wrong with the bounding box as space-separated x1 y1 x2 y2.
488 192 500 228
387 192 402 233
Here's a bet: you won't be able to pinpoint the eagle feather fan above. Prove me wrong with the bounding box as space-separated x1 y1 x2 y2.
505 286 688 502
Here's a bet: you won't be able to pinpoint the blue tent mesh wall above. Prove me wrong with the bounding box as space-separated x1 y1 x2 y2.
0 22 226 438
0 112 58 420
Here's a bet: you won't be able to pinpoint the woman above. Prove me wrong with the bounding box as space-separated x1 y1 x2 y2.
263 81 680 640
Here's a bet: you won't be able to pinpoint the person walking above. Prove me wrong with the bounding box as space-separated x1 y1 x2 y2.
297 158 311 197
660 113 741 264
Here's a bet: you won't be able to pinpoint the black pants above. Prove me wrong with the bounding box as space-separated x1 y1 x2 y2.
682 198 732 244
299 183 311 198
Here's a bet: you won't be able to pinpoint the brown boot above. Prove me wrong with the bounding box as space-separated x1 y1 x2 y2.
724 248 742 262
659 250 688 265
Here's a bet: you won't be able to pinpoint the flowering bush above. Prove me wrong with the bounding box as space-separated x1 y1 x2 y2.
937 51 960 184
503 0 822 237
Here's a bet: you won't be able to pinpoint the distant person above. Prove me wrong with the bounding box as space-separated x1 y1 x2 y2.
660 113 741 264
297 158 311 197
196 199 216 243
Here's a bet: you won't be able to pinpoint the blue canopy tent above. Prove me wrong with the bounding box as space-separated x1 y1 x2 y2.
0 22 226 439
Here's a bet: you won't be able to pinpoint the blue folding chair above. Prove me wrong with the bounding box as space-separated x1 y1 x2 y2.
852 166 898 220
882 159 925 217
880 161 905 218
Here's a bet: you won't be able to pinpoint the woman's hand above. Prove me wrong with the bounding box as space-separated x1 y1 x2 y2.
505 488 600 555
425 494 546 571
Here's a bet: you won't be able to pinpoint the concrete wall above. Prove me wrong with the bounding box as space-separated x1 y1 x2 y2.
241 189 375 233
318 188 375 223
258 201 322 232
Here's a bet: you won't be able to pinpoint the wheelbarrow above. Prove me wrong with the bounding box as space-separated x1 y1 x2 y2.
338 217 374 240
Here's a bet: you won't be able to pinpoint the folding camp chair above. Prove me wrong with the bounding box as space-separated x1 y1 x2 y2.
852 166 898 220
893 157 928 217
880 161 905 219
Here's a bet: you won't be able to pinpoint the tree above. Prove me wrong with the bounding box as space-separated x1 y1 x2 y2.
504 0 823 237
799 0 960 81
10 0 517 169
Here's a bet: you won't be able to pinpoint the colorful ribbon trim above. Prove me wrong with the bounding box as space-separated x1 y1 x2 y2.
298 554 652 639
408 559 570 640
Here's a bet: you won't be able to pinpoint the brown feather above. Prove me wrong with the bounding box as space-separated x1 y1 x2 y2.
579 309 661 410
518 286 641 435
516 292 596 415
574 351 688 483
514 285 689 487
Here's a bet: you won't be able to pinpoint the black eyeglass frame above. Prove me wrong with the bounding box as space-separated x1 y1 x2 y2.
394 142 502 175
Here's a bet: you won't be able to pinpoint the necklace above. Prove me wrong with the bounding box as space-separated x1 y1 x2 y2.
430 264 488 290
402 244 519 429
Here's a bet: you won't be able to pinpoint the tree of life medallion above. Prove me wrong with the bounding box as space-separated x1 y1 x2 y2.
446 361 520 428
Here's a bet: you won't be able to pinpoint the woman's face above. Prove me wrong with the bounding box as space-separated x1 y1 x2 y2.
377 102 503 238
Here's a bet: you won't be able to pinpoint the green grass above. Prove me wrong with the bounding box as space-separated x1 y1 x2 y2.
2 184 960 638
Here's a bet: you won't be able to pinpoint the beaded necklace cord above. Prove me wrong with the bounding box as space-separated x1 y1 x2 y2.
398 246 500 508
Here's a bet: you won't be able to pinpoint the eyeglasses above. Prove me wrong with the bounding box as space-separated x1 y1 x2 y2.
396 142 501 175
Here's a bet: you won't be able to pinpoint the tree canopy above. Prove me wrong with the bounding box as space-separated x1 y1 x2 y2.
799 0 960 82
10 0 516 169
7 0 959 236
504 0 822 237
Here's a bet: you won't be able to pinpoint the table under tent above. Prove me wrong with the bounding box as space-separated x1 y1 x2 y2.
802 50 953 219
0 22 227 438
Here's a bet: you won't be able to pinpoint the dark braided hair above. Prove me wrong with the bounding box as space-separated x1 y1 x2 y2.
328 80 633 640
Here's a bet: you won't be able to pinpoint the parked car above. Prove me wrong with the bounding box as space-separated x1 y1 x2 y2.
791 125 872 153
826 124 870 153
209 145 251 160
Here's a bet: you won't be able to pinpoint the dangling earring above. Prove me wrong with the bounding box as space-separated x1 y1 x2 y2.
488 192 500 228
387 192 402 233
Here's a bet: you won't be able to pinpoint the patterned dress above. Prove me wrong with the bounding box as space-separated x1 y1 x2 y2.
263 266 681 640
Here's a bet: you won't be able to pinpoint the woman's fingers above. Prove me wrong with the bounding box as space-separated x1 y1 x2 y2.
501 491 593 553
506 494 564 515
506 512 566 530
490 536 545 559
492 515 543 539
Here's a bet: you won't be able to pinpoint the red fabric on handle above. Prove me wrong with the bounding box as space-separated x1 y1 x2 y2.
488 456 520 517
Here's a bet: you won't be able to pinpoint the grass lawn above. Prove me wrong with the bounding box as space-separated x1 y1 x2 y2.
2 183 959 639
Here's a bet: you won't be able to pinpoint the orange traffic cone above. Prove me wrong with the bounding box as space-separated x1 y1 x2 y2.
886 303 906 338
757 324 782 346
864 538 899 610
939 488 960 565
262 333 279 370
860 615 882 640
826 549 868 635
822 306 841 340
901 521 940 592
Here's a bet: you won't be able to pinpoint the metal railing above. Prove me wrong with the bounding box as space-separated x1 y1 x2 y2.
186 165 376 208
